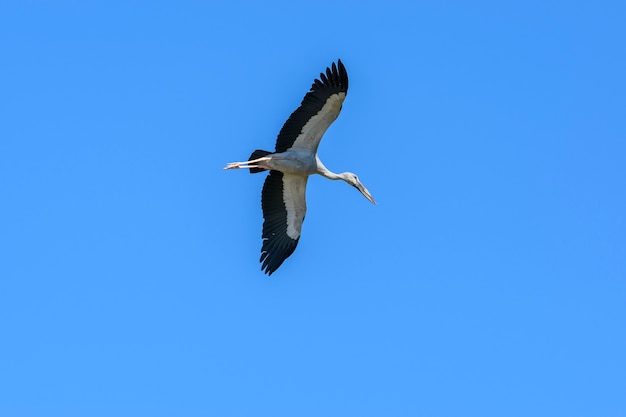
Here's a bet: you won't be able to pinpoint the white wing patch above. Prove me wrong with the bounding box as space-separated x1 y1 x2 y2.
291 92 346 154
282 174 309 240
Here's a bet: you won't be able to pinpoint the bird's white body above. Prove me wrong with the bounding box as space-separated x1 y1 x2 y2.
264 150 318 176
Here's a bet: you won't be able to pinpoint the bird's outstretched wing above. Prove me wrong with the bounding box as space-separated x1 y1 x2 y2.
260 171 308 275
274 60 348 155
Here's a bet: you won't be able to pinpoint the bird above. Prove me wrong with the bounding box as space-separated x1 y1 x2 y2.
224 59 376 275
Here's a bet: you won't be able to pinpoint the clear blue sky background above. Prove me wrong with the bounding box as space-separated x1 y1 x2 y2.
1 1 625 416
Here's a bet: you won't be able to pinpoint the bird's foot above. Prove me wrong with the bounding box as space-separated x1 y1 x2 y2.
223 156 273 170
223 161 246 170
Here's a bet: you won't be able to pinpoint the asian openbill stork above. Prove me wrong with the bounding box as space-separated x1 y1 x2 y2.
224 59 376 275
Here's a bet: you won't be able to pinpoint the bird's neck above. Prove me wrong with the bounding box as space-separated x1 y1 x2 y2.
316 159 344 181
320 170 344 181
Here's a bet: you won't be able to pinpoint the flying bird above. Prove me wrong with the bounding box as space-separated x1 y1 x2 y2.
224 59 376 275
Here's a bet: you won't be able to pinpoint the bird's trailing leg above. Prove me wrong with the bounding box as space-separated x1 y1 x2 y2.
223 156 277 170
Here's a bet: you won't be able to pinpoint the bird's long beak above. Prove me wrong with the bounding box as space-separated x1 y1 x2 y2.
356 181 376 205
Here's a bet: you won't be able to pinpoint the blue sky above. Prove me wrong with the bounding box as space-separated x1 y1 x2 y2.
1 1 625 416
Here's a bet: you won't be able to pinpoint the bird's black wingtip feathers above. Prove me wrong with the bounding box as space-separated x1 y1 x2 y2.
311 59 348 94
260 240 298 275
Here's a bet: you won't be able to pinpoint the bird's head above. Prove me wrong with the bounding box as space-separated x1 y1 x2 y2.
343 172 376 204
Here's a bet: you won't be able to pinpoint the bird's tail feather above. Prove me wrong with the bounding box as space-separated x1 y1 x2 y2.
249 150 271 174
